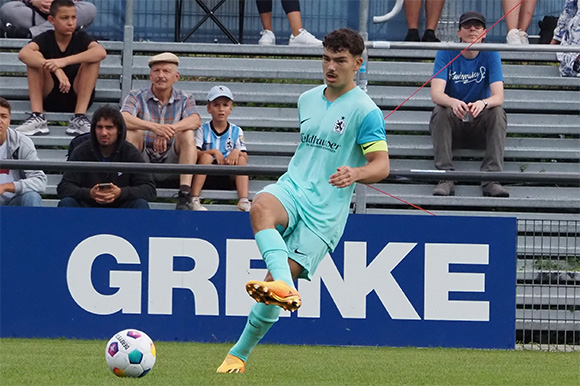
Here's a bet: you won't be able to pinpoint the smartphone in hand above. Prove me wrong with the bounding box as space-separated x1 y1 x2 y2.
98 183 112 190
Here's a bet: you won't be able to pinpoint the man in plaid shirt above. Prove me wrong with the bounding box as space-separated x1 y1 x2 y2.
121 52 201 210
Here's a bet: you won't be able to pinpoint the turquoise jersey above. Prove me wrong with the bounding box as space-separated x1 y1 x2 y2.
279 84 386 249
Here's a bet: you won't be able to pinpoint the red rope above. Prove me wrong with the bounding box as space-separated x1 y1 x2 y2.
367 0 526 216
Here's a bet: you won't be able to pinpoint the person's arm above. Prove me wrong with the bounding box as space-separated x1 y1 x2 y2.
431 78 470 120
12 135 47 195
42 41 106 73
171 113 201 133
329 150 390 188
18 41 46 68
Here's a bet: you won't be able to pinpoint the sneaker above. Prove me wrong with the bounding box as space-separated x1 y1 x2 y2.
216 354 245 374
191 196 208 211
66 114 91 136
433 180 455 196
15 113 49 136
258 29 275 45
288 28 322 46
237 198 251 212
245 280 301 311
421 29 440 43
482 182 509 197
175 191 193 210
404 29 420 42
2 23 31 38
506 29 529 44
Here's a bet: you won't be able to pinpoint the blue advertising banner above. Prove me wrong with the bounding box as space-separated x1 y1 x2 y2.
0 207 517 349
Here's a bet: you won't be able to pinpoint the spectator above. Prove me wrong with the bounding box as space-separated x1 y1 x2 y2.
121 52 201 211
503 0 537 44
0 0 96 38
191 85 251 212
15 0 106 137
57 104 156 209
404 0 445 42
256 0 321 46
0 97 46 207
551 0 580 77
216 28 389 374
429 11 509 198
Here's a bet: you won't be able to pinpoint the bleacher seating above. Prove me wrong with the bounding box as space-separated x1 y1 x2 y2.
1 38 579 340
1 38 579 218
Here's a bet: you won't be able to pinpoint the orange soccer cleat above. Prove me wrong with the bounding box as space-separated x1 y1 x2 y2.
216 354 245 374
245 280 302 312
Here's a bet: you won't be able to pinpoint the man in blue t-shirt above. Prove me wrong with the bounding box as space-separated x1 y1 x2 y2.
430 11 509 198
217 28 390 374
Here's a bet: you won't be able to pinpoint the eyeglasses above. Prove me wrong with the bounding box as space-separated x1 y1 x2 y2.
461 21 485 30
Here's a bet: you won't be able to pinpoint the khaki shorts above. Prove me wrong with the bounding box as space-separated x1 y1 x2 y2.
140 140 180 184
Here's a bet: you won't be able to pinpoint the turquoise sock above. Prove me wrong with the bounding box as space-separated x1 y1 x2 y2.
229 302 281 361
255 228 294 287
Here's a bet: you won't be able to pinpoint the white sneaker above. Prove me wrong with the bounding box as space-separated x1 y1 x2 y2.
15 113 49 136
289 28 322 46
237 198 251 212
191 196 208 211
258 29 276 45
506 28 529 44
518 30 529 44
66 114 91 136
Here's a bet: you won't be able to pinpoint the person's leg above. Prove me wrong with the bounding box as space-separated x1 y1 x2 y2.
424 0 444 31
74 1 97 30
516 0 537 32
8 191 43 207
474 107 507 173
502 0 520 31
256 0 273 30
126 131 145 152
404 0 421 30
281 0 302 36
190 152 212 196
429 105 457 171
72 62 100 114
235 155 249 202
174 130 197 189
57 197 83 207
27 64 54 114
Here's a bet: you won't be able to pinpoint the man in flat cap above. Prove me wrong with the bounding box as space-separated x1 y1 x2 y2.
429 11 509 198
121 52 201 210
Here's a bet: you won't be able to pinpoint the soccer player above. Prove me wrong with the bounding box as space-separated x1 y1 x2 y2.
216 27 390 374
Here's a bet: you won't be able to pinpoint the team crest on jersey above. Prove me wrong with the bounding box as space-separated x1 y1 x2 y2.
239 135 245 145
333 117 346 134
225 137 234 152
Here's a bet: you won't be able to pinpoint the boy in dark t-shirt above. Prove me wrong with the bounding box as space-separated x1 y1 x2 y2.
16 0 106 137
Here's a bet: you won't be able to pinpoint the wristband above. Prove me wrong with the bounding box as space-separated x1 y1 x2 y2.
481 99 488 109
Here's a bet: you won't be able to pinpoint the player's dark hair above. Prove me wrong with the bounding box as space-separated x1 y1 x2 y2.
323 28 365 57
50 0 75 16
0 97 11 113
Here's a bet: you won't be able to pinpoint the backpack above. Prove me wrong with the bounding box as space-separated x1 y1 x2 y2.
66 132 91 160
538 16 559 44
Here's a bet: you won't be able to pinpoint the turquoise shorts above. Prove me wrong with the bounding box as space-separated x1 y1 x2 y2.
258 181 330 280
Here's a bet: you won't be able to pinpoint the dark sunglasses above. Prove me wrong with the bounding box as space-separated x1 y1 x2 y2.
461 21 485 30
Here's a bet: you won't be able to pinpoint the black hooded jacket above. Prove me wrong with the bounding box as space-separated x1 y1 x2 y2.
57 108 156 207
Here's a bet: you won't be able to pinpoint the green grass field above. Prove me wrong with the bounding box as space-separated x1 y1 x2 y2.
1 338 578 386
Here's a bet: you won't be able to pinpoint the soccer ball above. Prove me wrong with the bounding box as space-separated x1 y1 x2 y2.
105 329 156 377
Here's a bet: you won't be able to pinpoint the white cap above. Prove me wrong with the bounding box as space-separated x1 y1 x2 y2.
207 85 234 102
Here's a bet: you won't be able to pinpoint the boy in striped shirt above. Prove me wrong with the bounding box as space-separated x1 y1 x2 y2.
191 85 250 211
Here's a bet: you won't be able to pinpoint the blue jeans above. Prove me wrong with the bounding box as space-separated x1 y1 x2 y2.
58 197 150 209
4 191 43 207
